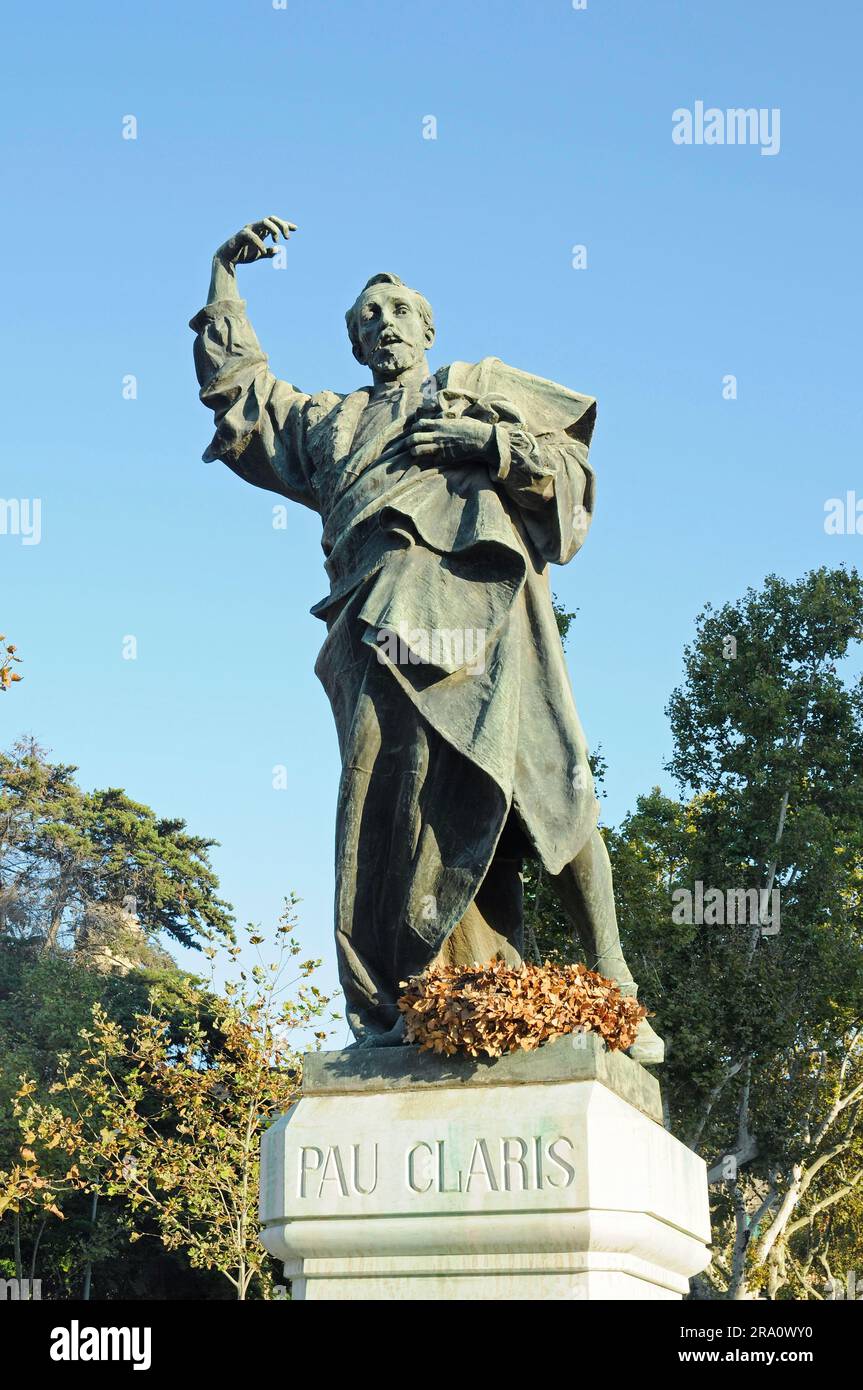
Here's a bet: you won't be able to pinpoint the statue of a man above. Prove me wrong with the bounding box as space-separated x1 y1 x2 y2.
191 217 663 1064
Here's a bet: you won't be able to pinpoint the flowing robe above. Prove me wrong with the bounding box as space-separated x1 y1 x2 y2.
191 295 601 1039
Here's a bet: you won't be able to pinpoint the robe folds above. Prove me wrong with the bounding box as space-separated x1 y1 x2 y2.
191 296 602 1039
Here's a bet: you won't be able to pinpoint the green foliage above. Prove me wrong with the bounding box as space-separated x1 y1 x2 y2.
11 903 336 1300
0 933 226 1296
0 738 243 1296
552 595 577 648
533 567 863 1298
0 738 234 951
652 568 863 1297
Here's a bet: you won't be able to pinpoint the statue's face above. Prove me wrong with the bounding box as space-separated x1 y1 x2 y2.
355 283 430 379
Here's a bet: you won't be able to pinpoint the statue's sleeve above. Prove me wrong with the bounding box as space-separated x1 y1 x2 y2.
190 297 325 512
489 412 596 565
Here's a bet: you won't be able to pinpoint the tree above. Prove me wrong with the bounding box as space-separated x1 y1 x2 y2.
660 567 863 1298
613 568 863 1298
0 739 234 952
0 739 239 1297
532 566 863 1298
0 931 213 1298
13 902 336 1299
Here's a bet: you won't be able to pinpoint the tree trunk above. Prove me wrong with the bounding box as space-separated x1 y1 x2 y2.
81 1191 98 1300
13 1209 23 1282
728 1186 750 1300
43 883 69 952
29 1217 46 1287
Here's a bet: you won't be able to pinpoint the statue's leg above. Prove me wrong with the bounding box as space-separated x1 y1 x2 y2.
549 827 664 1064
434 823 524 970
350 809 522 1050
329 591 511 1048
548 826 634 982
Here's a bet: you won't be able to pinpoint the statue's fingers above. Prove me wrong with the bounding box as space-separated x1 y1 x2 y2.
380 449 413 469
384 438 420 460
240 227 268 252
402 425 439 443
272 217 297 237
242 228 270 256
385 424 430 445
261 218 284 242
378 443 412 465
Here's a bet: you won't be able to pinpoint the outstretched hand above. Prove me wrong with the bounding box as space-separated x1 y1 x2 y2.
214 217 297 268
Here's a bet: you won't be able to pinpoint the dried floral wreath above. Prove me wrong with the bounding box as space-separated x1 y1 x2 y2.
398 958 647 1059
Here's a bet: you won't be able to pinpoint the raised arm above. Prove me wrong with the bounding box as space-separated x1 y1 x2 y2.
206 216 294 304
190 217 321 511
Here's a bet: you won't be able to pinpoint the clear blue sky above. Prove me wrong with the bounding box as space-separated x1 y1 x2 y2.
3 0 862 1029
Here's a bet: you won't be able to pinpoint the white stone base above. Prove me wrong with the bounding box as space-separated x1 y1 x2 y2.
260 1038 711 1301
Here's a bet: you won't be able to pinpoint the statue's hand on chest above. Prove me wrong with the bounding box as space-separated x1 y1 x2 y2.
376 392 497 471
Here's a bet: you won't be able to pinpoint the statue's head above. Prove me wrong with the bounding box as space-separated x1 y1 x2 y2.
345 273 435 380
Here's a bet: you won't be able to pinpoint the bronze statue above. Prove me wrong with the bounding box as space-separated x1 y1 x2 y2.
191 218 663 1063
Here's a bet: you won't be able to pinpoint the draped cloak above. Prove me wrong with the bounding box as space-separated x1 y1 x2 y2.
191 296 602 1039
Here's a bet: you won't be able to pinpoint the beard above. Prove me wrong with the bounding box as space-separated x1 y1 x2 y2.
370 339 422 377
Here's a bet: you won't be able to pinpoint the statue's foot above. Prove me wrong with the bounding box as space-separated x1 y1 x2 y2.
357 1015 407 1049
627 1016 665 1066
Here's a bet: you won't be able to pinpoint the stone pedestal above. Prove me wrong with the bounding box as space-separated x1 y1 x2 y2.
260 1035 711 1300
